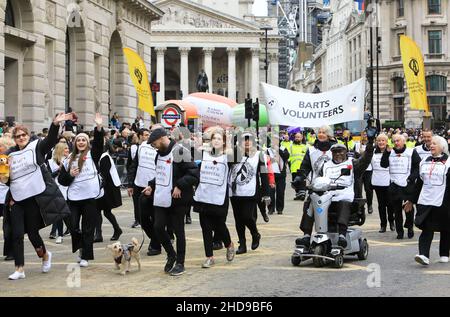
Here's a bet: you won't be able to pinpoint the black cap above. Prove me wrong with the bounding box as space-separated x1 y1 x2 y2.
148 128 167 143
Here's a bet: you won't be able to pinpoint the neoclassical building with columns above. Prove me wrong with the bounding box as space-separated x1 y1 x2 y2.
0 0 163 131
149 0 280 105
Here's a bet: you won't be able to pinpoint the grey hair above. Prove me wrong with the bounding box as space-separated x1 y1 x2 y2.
432 136 449 156
376 133 388 142
318 125 334 139
392 133 405 143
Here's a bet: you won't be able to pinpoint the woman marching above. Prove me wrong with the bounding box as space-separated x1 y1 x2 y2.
6 113 71 280
59 113 104 267
371 134 395 233
412 136 450 265
193 127 235 268
94 145 123 242
47 142 71 244
229 130 270 255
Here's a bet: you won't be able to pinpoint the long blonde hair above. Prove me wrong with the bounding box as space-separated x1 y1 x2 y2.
68 136 91 171
53 142 69 165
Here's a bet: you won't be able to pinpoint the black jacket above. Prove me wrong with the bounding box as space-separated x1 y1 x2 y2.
150 140 200 207
58 127 105 188
5 123 70 229
413 154 450 231
97 154 122 210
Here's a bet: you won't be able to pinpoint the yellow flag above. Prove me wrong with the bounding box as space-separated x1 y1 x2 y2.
400 35 429 112
123 48 155 117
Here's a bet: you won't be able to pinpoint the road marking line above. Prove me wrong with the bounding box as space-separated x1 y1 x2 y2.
424 271 450 275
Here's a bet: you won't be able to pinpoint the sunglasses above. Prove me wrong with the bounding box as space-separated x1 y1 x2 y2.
14 133 28 139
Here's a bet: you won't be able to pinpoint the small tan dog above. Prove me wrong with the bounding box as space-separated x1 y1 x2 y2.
107 238 141 275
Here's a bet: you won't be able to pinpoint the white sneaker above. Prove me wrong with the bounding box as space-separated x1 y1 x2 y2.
439 256 449 263
8 271 25 280
55 236 63 244
415 254 430 265
42 251 52 273
79 260 89 267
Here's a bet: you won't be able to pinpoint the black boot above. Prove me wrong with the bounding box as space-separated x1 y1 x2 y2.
236 243 247 255
93 229 103 243
110 228 123 241
251 233 261 250
379 226 386 233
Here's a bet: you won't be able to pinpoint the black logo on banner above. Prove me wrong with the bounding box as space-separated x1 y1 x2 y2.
409 58 420 76
134 68 143 84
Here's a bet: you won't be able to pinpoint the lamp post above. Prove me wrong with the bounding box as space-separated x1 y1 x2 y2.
260 26 273 84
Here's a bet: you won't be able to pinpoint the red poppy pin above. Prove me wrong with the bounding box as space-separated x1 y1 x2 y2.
347 165 352 170
166 158 172 164
83 156 87 161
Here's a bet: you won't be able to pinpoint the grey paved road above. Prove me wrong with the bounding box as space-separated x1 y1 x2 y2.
1 189 449 297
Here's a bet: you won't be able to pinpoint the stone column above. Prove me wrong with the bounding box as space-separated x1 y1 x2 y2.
251 48 260 99
227 48 238 101
179 47 190 99
203 47 214 93
155 47 166 105
269 53 279 87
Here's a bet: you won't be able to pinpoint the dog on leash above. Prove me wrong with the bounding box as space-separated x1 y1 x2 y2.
107 238 141 275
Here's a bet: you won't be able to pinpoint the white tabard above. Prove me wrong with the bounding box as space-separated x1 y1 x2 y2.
322 159 354 202
229 151 260 197
0 183 9 204
418 159 450 207
389 148 413 187
100 152 121 187
48 159 68 200
309 147 332 181
194 152 229 205
415 144 431 162
64 151 101 201
371 152 390 187
134 143 157 188
9 140 46 202
153 148 175 208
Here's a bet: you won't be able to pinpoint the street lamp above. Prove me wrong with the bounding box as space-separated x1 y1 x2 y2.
260 26 273 83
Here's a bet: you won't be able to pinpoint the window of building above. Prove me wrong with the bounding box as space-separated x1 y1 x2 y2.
397 0 404 17
429 96 447 121
394 98 405 121
428 30 442 54
428 0 441 14
5 0 15 27
393 77 404 93
426 75 446 91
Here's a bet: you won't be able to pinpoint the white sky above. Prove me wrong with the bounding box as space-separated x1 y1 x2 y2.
253 0 269 16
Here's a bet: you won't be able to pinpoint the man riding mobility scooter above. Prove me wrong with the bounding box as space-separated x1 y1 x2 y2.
291 124 377 268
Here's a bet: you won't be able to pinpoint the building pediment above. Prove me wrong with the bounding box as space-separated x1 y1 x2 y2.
152 0 261 33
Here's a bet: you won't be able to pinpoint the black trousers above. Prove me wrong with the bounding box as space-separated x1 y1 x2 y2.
139 194 162 251
95 204 121 237
154 205 187 264
199 211 232 257
419 230 450 258
132 185 145 223
373 186 394 227
50 220 64 237
231 197 259 246
269 173 286 213
291 172 305 194
10 198 47 267
390 198 415 234
69 199 97 260
362 171 373 207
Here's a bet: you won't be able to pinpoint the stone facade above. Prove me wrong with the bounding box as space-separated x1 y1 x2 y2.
150 0 280 105
0 0 163 131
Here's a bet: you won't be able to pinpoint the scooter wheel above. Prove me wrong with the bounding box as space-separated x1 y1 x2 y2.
357 239 369 260
291 255 302 266
333 254 344 268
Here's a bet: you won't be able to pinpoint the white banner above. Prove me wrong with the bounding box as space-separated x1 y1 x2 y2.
261 78 366 127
